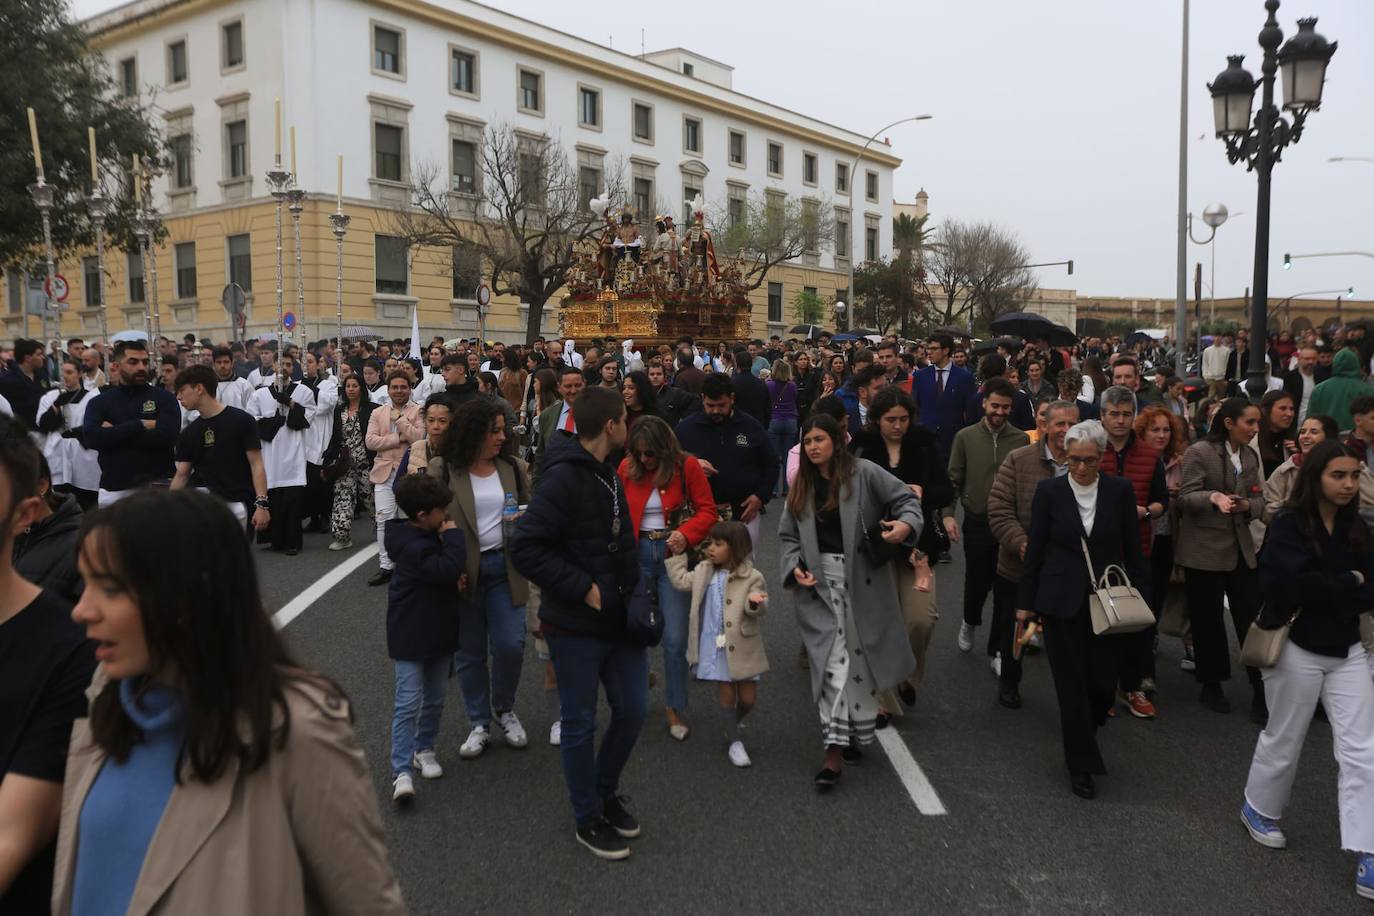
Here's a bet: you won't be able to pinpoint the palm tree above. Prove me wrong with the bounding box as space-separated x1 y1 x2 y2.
892 212 931 264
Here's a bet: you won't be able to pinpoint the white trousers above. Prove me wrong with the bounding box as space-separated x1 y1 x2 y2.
1244 641 1374 853
375 482 398 570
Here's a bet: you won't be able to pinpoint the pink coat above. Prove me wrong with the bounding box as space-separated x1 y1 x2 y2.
364 402 423 484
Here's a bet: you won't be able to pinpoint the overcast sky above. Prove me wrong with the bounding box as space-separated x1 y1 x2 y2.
71 0 1374 305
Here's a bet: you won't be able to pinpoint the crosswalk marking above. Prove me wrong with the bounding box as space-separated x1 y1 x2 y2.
272 544 380 630
875 728 948 815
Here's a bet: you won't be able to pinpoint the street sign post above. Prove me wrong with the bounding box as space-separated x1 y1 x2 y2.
476 283 490 343
221 283 247 345
44 274 69 303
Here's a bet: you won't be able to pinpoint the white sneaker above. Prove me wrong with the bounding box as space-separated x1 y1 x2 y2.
391 772 415 802
727 740 752 768
549 720 562 746
328 539 351 551
459 726 490 759
497 711 528 749
990 653 1002 677
958 622 975 653
412 749 443 779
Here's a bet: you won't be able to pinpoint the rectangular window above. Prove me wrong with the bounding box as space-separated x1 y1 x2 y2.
127 251 145 303
835 218 849 258
683 116 701 154
451 139 476 193
727 196 744 229
222 20 243 69
452 246 481 299
835 162 849 194
83 257 101 307
450 48 475 94
802 152 818 186
374 26 401 74
167 40 187 85
767 282 782 322
767 142 782 177
728 130 745 166
802 199 819 253
682 62 694 77
633 102 654 142
518 68 542 113
375 235 408 294
519 151 543 207
171 134 193 189
579 166 601 209
865 169 878 202
226 120 247 179
375 124 403 181
227 233 251 292
865 226 878 262
174 242 197 300
633 177 653 217
682 185 700 226
119 57 137 97
578 87 600 128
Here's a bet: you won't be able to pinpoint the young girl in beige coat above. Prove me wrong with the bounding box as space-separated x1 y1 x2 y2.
666 521 768 768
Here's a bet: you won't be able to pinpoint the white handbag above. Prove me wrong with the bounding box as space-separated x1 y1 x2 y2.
1081 537 1156 635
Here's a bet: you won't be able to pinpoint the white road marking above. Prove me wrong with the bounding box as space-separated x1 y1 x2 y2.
875 728 948 816
272 544 380 630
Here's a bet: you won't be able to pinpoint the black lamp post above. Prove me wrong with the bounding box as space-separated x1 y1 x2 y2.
1207 2 1336 401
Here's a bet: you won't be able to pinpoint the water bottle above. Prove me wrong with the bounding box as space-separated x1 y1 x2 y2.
502 491 519 540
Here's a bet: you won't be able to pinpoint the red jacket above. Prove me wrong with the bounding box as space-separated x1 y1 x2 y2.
616 454 718 547
1100 435 1161 557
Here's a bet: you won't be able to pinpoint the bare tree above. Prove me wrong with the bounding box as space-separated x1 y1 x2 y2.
923 219 1036 333
389 123 625 344
706 192 834 291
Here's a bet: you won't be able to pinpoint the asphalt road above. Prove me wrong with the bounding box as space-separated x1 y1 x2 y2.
258 511 1361 915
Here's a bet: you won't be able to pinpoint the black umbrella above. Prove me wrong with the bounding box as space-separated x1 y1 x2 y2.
990 311 1057 340
847 327 879 338
1047 323 1078 347
971 335 1024 355
788 324 824 338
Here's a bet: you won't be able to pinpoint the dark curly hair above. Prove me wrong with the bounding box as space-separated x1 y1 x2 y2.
437 397 505 470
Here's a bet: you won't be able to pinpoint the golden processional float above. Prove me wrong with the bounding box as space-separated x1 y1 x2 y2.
559 194 753 343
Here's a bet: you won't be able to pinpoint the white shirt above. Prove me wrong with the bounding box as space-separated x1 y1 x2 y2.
1068 475 1099 536
1225 441 1245 478
215 375 255 412
247 367 277 389
1201 344 1231 382
640 488 666 531
470 468 505 552
1297 371 1315 422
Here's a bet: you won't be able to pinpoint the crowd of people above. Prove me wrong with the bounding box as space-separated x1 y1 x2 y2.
2 321 1373 902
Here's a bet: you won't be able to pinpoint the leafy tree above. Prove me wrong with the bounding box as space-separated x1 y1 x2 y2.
853 257 927 335
0 0 165 267
390 123 626 345
892 211 931 263
923 219 1036 334
708 192 833 291
790 287 825 324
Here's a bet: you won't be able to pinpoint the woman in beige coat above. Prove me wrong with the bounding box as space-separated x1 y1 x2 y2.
54 489 403 916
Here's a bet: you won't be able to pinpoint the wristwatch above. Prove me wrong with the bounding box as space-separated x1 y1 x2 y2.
254 496 270 510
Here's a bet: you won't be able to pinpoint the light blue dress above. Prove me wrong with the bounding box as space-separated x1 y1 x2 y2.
695 569 731 682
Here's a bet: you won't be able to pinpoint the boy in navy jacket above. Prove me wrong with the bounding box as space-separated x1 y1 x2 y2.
384 472 466 803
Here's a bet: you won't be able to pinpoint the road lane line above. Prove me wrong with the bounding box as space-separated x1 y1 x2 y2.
875 728 948 816
272 544 380 630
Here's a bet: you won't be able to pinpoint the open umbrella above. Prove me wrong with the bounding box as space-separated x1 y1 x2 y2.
341 325 383 342
829 332 863 342
846 327 878 338
971 335 1024 355
788 323 825 338
1047 323 1078 347
990 311 1057 340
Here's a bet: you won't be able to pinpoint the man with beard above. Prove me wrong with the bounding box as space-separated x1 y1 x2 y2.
81 338 180 506
211 346 254 411
673 373 777 549
247 352 315 554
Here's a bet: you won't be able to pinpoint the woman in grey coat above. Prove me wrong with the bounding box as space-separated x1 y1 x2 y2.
779 413 922 789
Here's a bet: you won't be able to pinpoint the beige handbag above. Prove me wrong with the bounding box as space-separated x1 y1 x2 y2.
1240 609 1300 669
1081 538 1156 635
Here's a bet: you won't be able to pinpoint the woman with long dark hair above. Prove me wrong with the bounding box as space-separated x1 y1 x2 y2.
621 370 658 435
1176 397 1268 722
55 490 403 914
1261 415 1363 520
1256 390 1298 479
779 414 921 788
766 359 800 497
325 374 375 551
1080 356 1109 406
498 348 526 413
429 398 532 759
1240 441 1374 902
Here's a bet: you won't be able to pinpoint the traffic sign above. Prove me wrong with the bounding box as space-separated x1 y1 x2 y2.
44 274 69 302
221 283 246 317
283 312 296 330
476 283 491 308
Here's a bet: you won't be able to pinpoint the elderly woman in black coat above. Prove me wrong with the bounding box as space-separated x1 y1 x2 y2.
1017 420 1150 800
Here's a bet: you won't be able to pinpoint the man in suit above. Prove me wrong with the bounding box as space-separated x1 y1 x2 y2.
911 333 977 463
534 365 586 483
1282 345 1320 422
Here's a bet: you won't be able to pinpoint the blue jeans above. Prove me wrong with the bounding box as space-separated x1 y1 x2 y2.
455 550 526 727
390 657 449 776
768 417 798 495
639 537 691 711
548 632 648 826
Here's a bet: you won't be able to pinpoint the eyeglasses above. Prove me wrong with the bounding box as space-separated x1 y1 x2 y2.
1066 455 1100 467
634 450 657 460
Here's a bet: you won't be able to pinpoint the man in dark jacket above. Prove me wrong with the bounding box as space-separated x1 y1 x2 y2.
81 339 180 505
12 475 83 603
729 348 771 428
674 373 778 550
510 386 643 861
0 338 50 431
647 362 698 429
672 350 705 394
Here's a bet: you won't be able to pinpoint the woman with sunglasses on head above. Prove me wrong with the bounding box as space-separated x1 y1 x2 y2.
55 489 403 915
617 417 716 741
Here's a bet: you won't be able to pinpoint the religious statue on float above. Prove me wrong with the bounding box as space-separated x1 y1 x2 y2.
651 214 679 277
681 195 718 284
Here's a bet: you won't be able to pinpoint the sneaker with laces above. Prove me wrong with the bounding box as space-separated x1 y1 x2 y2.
728 740 752 768
1240 800 1287 849
602 795 641 838
575 818 630 860
957 622 975 653
549 720 561 746
412 749 443 779
328 539 352 551
1124 691 1157 719
459 725 490 759
1358 854 1374 900
391 772 415 803
497 711 528 748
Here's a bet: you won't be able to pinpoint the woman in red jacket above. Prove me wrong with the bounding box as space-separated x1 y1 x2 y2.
618 416 716 741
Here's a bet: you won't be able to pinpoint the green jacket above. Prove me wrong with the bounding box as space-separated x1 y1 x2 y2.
947 419 1030 517
1307 349 1374 432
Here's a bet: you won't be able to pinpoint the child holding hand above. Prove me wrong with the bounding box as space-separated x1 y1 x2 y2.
666 521 768 767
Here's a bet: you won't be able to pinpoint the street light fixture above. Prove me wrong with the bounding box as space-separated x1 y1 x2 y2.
1329 156 1374 164
1207 2 1336 402
1284 250 1374 269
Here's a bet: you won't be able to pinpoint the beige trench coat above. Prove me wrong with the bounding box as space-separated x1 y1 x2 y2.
665 553 770 680
52 669 405 916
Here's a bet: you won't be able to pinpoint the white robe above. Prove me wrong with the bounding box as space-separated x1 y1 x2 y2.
248 383 315 489
34 388 101 491
215 375 255 412
304 377 338 466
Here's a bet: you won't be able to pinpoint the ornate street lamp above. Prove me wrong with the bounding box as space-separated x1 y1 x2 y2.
1206 1 1335 401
